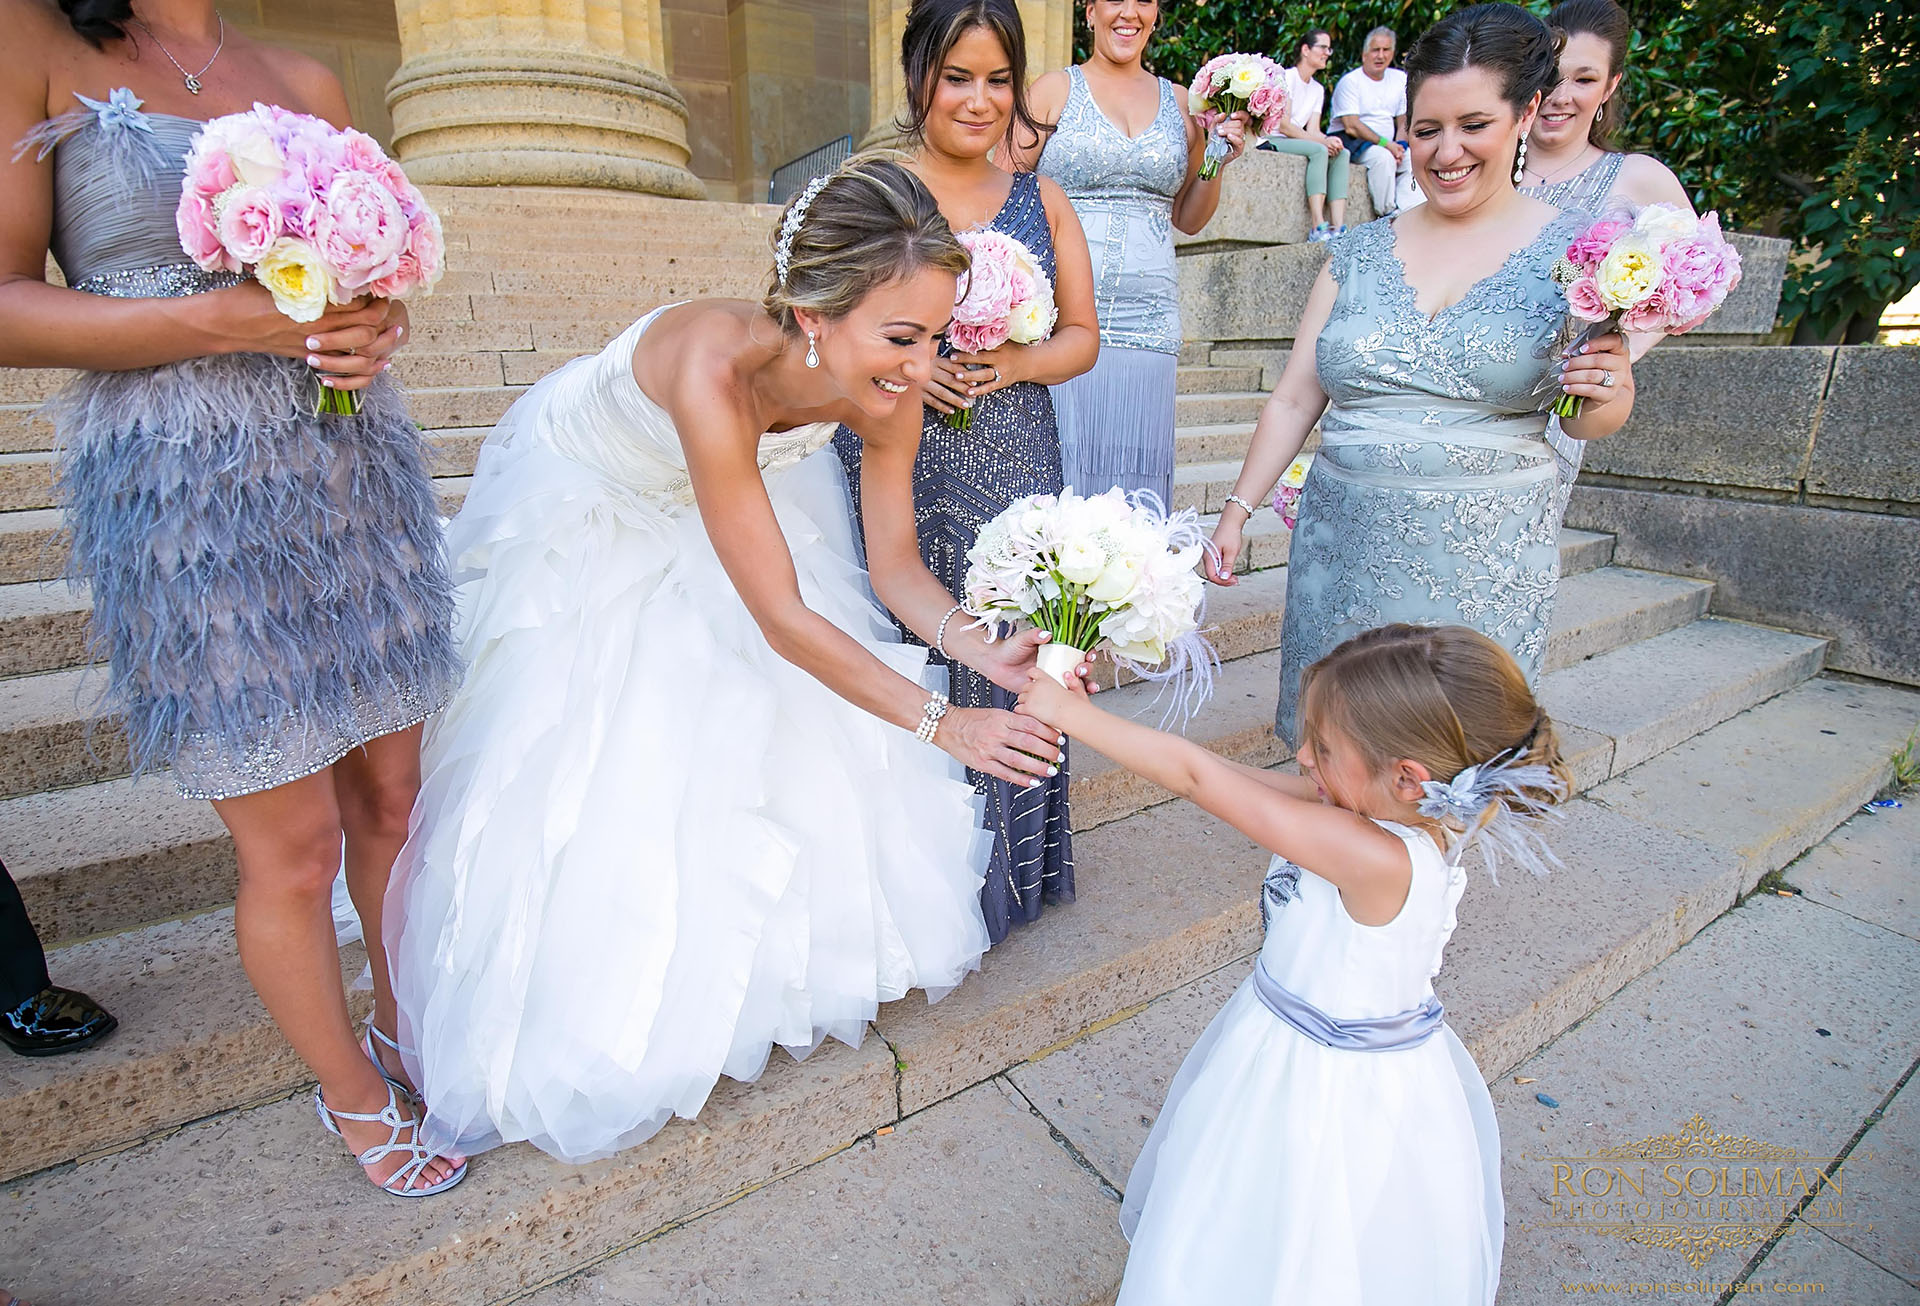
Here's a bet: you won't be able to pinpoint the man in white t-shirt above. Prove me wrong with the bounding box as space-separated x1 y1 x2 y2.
1329 26 1424 215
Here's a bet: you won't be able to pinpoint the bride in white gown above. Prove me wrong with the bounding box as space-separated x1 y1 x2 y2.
382 156 1078 1164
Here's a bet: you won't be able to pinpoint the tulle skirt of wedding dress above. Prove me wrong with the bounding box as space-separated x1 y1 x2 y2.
383 420 992 1164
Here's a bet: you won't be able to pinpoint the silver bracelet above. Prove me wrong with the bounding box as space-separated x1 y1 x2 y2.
934 604 965 658
914 692 950 744
1224 493 1260 519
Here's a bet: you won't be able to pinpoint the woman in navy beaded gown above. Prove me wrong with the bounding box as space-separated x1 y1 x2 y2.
1 1 463 1196
835 0 1098 943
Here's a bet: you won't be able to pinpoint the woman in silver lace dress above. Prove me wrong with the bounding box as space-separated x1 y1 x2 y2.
1206 3 1640 744
1519 0 1694 521
1018 0 1246 504
836 0 1097 942
2 5 462 1195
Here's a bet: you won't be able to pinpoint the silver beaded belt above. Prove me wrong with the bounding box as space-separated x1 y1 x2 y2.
71 263 246 299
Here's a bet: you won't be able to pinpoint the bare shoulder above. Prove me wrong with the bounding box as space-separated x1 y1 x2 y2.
642 301 758 417
1034 171 1074 213
3 0 74 90
254 41 352 124
1028 68 1070 120
1617 152 1693 212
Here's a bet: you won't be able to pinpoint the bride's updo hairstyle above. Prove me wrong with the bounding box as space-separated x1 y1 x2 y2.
763 153 969 337
1299 623 1571 828
60 0 134 45
1404 3 1563 127
899 0 1047 152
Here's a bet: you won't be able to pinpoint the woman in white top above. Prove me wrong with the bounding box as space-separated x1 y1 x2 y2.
1259 28 1350 241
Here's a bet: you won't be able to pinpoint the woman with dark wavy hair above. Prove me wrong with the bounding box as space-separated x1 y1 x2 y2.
1208 3 1638 759
1 0 463 1195
836 0 1099 944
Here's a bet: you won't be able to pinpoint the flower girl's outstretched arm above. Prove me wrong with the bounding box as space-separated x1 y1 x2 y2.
1208 265 1336 584
1019 671 1414 925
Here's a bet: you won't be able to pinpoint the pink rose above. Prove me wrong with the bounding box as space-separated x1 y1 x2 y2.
1565 275 1610 322
1618 280 1677 333
313 171 408 294
214 185 283 265
406 206 445 286
1565 219 1630 271
182 144 236 200
176 189 239 272
369 249 421 299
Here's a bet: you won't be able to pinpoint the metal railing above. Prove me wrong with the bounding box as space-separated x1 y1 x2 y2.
768 135 854 205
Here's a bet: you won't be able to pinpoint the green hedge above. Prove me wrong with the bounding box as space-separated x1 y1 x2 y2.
1080 0 1917 337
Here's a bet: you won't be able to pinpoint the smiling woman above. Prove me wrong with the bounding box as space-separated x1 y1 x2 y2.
382 153 1091 1164
835 0 1100 944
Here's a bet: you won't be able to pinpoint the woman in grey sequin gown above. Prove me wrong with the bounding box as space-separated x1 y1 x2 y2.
2 7 463 1195
1520 0 1695 524
1206 3 1640 745
836 0 1098 943
1018 0 1248 505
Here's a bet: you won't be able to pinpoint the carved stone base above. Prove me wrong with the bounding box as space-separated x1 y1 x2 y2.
387 48 704 198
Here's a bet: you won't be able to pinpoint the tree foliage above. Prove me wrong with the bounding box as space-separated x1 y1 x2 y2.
1085 0 1917 335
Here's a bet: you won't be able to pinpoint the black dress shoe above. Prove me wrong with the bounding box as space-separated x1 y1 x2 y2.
1 985 118 1056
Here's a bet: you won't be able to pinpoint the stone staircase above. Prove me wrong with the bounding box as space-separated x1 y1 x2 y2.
1 187 1915 1304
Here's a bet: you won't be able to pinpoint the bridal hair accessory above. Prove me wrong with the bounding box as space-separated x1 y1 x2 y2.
805 331 820 368
774 173 833 288
1416 743 1566 881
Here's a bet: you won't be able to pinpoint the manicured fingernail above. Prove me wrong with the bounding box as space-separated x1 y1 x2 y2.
396 325 405 337
307 354 322 367
1057 734 1067 745
1047 765 1060 777
1027 778 1043 788
381 360 392 371
306 337 320 350
321 377 336 387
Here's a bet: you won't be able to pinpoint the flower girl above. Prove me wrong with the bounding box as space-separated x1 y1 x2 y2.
1018 622 1571 1304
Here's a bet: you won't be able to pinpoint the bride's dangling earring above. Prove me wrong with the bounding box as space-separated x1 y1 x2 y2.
805 331 820 369
1513 135 1528 185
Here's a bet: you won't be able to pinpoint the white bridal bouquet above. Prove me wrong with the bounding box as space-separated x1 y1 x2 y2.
962 488 1219 719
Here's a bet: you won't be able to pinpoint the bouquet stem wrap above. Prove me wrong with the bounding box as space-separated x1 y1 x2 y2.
1035 641 1087 688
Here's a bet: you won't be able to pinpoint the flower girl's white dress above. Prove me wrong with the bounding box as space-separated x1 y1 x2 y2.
1117 821 1502 1304
386 307 992 1163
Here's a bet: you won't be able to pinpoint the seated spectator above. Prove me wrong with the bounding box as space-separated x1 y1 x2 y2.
1329 26 1424 215
2 859 115 1057
1259 28 1352 241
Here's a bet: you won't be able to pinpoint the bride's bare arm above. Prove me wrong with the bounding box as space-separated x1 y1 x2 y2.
674 380 1061 784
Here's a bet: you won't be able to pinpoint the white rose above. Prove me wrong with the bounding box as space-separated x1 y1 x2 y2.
1229 62 1264 98
1006 298 1055 345
1280 455 1313 490
223 122 288 188
1057 539 1108 586
1631 202 1696 244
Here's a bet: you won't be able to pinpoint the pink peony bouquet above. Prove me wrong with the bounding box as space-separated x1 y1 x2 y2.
1187 53 1288 180
945 228 1056 430
176 103 445 415
1269 453 1313 530
1546 203 1742 418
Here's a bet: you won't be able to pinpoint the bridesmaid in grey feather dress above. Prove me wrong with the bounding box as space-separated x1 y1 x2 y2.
2 5 463 1196
836 0 1098 942
1018 0 1249 506
1205 3 1641 745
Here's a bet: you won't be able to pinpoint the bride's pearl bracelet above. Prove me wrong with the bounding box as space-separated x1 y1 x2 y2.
914 691 950 743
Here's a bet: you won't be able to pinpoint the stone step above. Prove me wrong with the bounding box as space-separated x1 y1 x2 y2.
1172 390 1266 428
1172 421 1256 465
0 593 1811 1180
1173 363 1262 394
8 672 1908 1303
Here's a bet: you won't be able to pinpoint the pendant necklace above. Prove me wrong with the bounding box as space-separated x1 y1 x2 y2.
132 13 226 94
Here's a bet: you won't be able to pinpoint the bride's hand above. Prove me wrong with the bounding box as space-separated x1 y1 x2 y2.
976 626 1098 695
937 706 1063 786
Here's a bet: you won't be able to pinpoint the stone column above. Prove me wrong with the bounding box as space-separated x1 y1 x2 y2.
862 0 1074 150
387 0 705 198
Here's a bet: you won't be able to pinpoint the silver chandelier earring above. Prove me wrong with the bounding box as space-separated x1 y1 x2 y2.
1513 135 1528 184
805 332 820 368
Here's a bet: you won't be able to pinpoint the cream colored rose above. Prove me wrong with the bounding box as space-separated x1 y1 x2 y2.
1087 554 1141 604
1058 539 1109 585
256 238 332 322
1280 455 1313 489
1631 202 1696 244
1229 61 1264 97
1594 235 1662 311
225 123 288 188
1006 297 1055 345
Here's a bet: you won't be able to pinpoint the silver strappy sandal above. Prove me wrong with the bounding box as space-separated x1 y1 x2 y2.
314 1081 468 1197
362 1020 417 1099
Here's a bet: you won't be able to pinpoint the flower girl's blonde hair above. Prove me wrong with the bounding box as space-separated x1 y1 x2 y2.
1300 624 1571 857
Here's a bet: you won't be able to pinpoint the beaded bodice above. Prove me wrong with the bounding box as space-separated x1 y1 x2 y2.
17 89 240 299
1522 150 1625 215
1037 67 1187 352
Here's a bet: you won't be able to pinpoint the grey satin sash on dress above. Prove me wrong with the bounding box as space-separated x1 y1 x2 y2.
1252 957 1445 1051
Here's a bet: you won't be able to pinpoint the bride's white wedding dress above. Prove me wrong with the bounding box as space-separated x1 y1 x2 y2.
385 306 992 1164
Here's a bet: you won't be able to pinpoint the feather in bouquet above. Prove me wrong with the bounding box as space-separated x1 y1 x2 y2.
176 103 445 416
1187 53 1289 180
1269 453 1313 530
963 487 1219 725
1542 203 1741 418
945 228 1056 430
